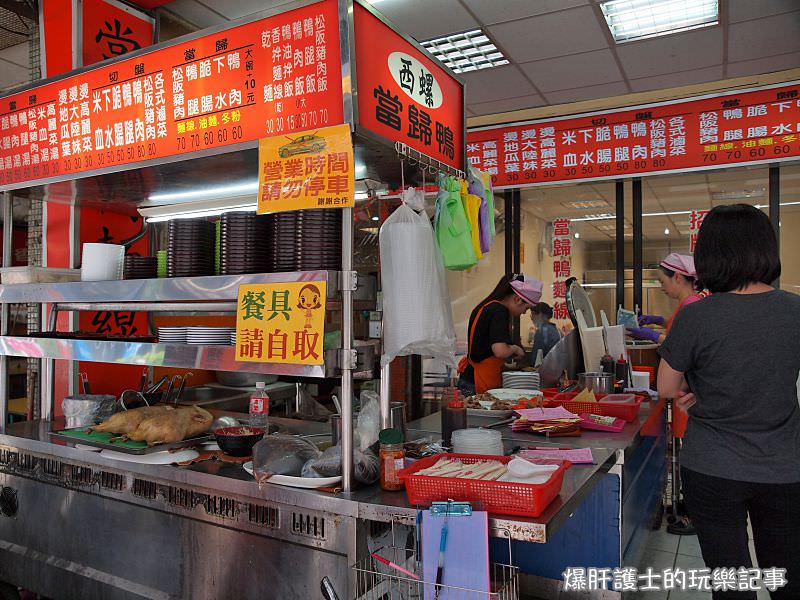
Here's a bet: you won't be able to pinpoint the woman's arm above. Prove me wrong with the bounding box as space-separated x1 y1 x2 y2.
492 342 524 360
658 359 696 413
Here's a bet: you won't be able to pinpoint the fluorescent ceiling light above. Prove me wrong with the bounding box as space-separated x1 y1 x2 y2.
139 196 256 223
562 200 608 209
148 181 259 203
421 29 509 74
600 0 718 43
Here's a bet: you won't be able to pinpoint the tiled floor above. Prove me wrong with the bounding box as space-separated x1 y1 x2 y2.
631 520 770 599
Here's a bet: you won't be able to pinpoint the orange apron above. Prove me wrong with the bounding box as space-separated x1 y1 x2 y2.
458 300 507 394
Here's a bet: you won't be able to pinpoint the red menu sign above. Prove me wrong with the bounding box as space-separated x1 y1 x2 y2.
82 0 155 67
0 0 343 190
354 2 464 171
468 83 800 188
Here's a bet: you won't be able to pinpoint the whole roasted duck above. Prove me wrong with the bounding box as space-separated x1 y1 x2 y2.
89 405 174 435
123 406 213 446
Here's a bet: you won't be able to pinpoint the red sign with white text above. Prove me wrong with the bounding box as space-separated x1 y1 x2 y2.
0 0 343 190
354 2 464 171
468 83 800 189
82 0 155 67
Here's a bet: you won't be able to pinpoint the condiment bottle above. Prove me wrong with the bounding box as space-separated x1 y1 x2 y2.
441 392 467 448
600 353 615 375
615 355 628 393
249 381 269 427
379 428 405 491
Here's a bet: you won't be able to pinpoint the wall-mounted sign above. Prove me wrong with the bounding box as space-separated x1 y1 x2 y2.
235 281 327 365
0 0 343 190
689 210 709 253
257 123 354 213
468 82 800 189
82 0 155 67
354 2 464 171
551 218 571 322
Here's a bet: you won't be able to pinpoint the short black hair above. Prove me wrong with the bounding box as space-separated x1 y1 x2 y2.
532 302 553 319
694 204 780 293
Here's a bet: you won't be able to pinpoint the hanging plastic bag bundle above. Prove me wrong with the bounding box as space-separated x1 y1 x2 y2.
381 200 457 367
434 174 477 271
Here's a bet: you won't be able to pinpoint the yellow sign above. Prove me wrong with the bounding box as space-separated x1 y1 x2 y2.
257 124 355 214
235 281 327 365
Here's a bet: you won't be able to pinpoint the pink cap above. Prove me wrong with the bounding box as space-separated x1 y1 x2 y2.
660 253 696 278
510 274 543 305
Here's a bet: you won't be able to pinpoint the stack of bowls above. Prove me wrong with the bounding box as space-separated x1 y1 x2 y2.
123 256 157 280
451 429 504 456
267 209 342 272
502 371 541 390
167 219 215 277
219 212 270 275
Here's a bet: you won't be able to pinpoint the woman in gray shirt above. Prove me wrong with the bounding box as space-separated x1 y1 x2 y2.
658 204 800 600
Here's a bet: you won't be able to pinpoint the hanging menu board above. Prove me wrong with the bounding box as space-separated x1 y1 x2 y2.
0 0 343 190
467 82 800 189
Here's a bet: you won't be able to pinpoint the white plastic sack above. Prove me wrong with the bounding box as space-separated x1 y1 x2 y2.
380 203 456 367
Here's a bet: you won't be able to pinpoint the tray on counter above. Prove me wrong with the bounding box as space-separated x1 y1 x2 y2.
50 427 213 455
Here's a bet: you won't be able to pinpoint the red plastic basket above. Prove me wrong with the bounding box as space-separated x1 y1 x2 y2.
544 392 643 422
397 453 571 518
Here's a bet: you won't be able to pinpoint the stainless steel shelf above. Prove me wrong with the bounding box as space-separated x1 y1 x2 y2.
0 271 336 304
0 336 334 378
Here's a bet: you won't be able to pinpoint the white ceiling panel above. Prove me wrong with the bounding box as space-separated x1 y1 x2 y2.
201 0 296 20
0 62 28 94
460 65 535 104
0 43 29 68
469 93 545 116
728 0 799 23
367 0 479 41
728 12 800 62
520 49 624 92
545 81 629 105
616 26 723 79
461 0 588 26
487 6 609 64
166 0 226 28
727 50 800 78
629 66 723 92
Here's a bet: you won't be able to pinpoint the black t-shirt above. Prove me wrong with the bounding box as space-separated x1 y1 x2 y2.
659 290 800 483
461 302 512 383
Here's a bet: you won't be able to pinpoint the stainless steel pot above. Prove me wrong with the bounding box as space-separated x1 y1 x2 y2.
578 372 614 394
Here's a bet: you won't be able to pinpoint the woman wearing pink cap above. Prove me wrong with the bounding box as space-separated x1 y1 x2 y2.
457 273 543 396
626 253 709 345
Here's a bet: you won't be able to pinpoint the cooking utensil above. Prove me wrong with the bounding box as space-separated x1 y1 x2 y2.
174 372 191 405
79 372 90 394
139 368 148 393
577 372 614 394
481 416 516 429
211 416 239 430
146 376 168 395
163 376 179 404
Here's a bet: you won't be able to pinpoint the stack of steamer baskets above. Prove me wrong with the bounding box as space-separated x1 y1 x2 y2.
167 219 216 277
219 212 270 275
268 209 342 272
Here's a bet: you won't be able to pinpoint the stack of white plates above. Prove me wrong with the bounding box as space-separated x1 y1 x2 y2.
503 371 541 390
229 331 237 346
452 429 504 456
186 327 236 345
158 327 187 344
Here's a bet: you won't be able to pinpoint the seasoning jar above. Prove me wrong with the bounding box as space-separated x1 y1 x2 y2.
379 428 405 491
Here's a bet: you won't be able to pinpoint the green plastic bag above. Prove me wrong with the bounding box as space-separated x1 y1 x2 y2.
434 174 477 270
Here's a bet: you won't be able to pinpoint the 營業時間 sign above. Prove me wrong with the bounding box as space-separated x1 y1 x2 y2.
0 0 343 189
468 82 800 188
354 2 465 171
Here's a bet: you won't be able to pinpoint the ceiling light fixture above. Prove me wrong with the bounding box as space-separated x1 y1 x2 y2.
421 29 509 73
139 197 257 223
574 232 581 239
664 227 670 235
600 0 718 43
147 181 259 203
371 216 380 222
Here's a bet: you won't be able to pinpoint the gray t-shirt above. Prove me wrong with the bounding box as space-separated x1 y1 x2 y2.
659 290 800 483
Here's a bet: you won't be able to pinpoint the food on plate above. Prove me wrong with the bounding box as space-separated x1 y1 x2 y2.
464 393 499 409
122 406 213 446
490 399 515 410
415 457 507 480
88 405 174 435
573 388 597 403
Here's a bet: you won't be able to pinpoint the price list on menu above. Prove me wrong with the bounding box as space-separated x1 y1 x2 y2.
468 84 800 188
0 0 343 188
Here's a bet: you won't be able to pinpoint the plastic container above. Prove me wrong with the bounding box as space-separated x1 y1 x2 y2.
379 428 405 491
399 453 570 517
81 243 124 281
440 391 466 447
633 365 655 384
545 392 642 422
248 381 269 427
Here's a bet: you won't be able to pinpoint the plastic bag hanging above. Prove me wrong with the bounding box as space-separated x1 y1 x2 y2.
380 191 456 367
434 173 477 271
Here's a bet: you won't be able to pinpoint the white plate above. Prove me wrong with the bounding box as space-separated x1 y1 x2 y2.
74 443 102 452
99 449 199 464
467 407 514 418
242 461 342 489
487 389 543 402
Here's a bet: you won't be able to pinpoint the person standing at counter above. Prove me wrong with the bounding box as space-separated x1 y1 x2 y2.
658 204 800 599
530 302 561 363
457 274 543 396
626 253 708 344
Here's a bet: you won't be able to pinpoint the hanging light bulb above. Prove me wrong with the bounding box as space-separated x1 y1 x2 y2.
574 232 581 239
664 227 670 235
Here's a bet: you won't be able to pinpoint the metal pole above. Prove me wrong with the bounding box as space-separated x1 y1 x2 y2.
769 166 780 289
341 206 354 492
512 189 521 344
504 190 513 274
615 181 625 310
379 362 391 430
0 191 11 432
632 179 643 313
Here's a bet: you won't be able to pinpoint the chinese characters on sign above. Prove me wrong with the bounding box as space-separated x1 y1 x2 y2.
551 218 572 321
235 281 326 365
354 3 464 171
467 84 800 188
82 0 155 66
0 0 343 189
257 123 354 213
688 210 709 253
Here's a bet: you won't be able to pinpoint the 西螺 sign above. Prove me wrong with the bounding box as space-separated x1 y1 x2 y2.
235 281 327 365
257 123 354 213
